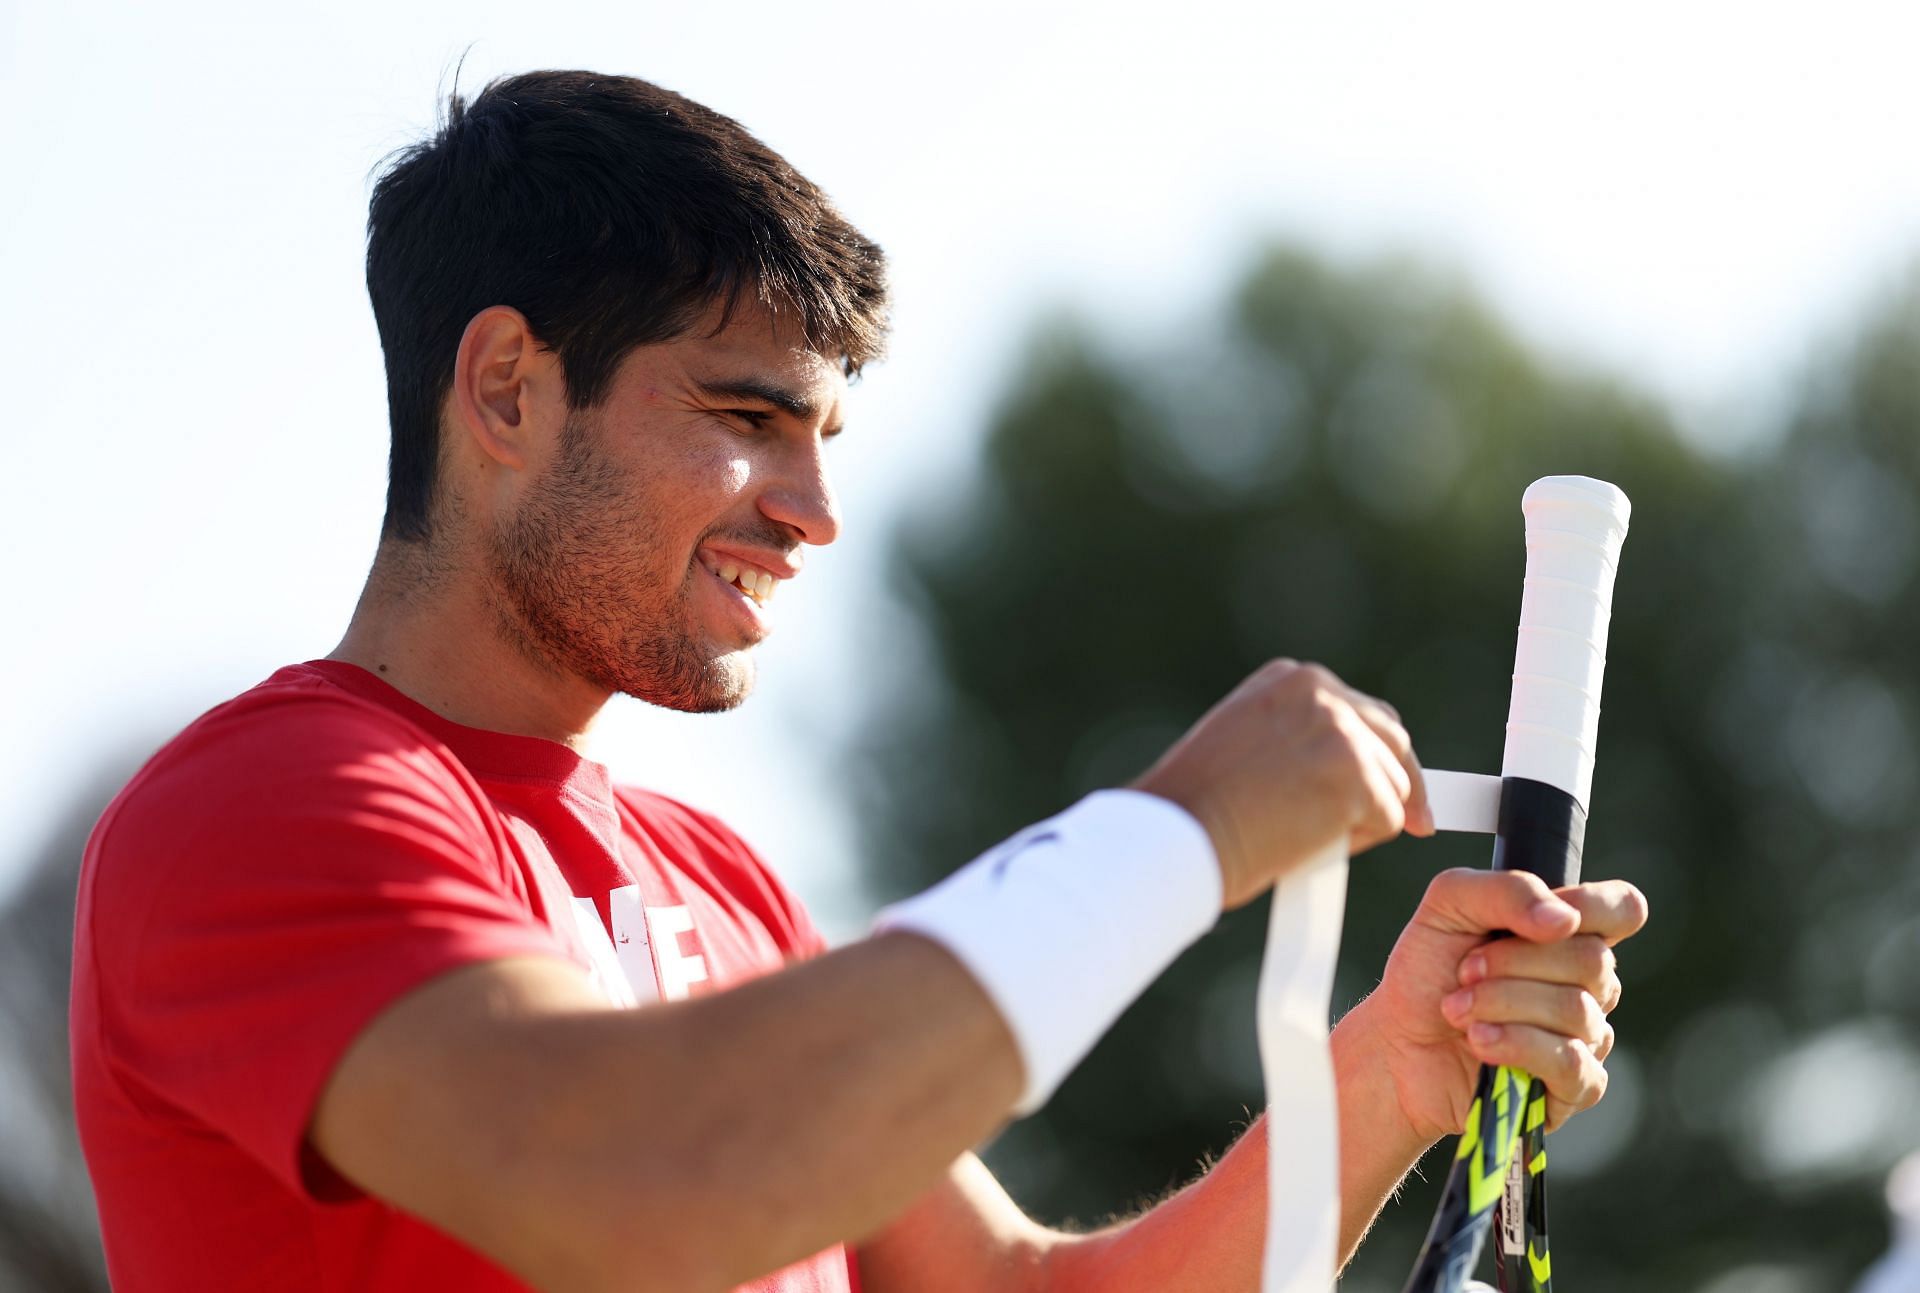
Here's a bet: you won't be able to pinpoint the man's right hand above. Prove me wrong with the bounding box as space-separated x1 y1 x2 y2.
1131 660 1434 910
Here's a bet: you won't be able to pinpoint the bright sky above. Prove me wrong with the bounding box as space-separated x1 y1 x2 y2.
6 0 1920 938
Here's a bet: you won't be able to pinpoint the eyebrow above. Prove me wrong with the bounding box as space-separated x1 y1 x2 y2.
693 376 837 430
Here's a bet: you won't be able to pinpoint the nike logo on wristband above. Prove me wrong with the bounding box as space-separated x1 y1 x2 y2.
989 830 1059 881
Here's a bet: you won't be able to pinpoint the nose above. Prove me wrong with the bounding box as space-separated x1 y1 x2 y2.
758 439 841 547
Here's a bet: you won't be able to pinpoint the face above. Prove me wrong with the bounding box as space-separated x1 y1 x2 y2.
487 307 847 712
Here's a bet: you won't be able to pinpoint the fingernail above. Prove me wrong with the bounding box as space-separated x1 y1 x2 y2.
1459 954 1488 985
1442 989 1473 1019
1469 1022 1503 1045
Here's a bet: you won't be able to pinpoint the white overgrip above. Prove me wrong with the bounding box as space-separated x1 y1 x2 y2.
1422 769 1502 834
1258 840 1348 1293
1501 476 1631 811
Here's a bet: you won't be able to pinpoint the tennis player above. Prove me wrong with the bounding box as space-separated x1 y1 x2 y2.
70 70 1647 1293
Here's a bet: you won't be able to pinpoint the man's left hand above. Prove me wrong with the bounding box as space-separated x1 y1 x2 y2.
1350 867 1649 1144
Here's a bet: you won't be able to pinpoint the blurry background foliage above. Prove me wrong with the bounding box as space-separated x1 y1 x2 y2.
853 245 1920 1292
6 244 1920 1291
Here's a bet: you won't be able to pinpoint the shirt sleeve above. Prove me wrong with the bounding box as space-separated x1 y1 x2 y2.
82 694 577 1201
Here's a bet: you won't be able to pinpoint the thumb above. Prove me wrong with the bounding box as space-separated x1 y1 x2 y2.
1417 868 1581 943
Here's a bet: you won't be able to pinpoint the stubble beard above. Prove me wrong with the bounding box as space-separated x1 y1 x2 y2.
487 417 753 714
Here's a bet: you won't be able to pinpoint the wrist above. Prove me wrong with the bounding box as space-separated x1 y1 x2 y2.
1331 997 1436 1168
875 790 1221 1115
1126 778 1243 911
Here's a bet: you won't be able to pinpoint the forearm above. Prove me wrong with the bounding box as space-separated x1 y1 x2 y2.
1329 996 1438 1260
1025 1002 1431 1293
1036 1115 1267 1293
317 933 1024 1293
595 934 1025 1281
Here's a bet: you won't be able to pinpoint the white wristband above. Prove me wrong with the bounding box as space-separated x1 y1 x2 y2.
874 789 1223 1115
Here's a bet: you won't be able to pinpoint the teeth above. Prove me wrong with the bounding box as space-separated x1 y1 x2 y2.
711 559 781 607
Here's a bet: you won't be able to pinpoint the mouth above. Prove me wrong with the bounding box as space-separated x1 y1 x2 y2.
699 555 785 608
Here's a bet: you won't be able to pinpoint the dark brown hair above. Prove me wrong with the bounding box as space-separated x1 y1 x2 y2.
365 70 890 540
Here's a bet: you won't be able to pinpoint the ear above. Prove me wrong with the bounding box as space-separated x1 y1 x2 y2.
448 306 565 470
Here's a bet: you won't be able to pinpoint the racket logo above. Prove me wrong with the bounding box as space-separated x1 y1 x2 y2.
1457 1066 1527 1216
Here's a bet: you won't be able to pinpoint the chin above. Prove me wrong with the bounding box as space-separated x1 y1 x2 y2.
620 650 756 714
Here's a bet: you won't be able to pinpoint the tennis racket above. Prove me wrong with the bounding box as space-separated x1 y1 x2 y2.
1399 475 1632 1293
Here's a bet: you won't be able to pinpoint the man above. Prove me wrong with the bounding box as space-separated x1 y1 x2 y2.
71 70 1645 1292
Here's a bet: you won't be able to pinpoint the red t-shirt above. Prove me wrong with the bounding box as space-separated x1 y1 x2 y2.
71 660 860 1292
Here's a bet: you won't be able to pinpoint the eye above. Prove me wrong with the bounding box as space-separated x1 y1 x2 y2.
719 409 775 434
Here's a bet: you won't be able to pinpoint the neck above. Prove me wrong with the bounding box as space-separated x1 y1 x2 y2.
329 534 610 750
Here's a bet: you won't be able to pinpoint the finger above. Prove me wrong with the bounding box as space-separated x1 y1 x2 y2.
1551 879 1650 946
1340 686 1433 837
1348 731 1410 852
1439 980 1609 1051
1298 670 1421 851
1319 696 1408 850
1405 766 1435 837
1416 868 1581 943
1459 935 1621 1012
1461 1023 1608 1128
1329 696 1411 802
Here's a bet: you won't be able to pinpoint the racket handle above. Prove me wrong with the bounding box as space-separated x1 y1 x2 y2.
1402 478 1632 1293
1502 476 1631 813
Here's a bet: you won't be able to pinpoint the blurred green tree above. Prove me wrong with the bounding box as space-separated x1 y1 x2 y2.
851 246 1907 1290
0 769 132 1293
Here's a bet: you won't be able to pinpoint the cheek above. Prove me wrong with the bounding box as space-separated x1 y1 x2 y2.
643 446 755 551
677 430 752 494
